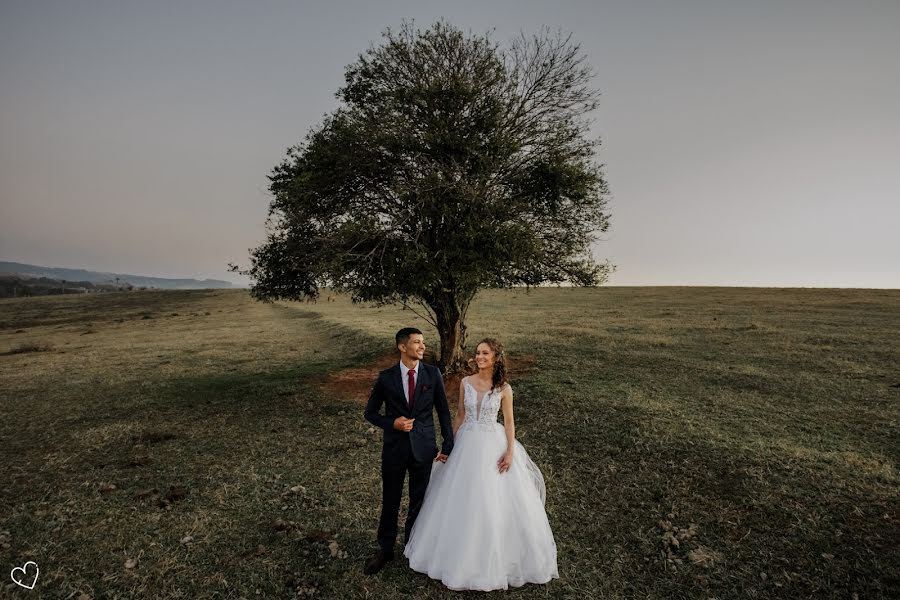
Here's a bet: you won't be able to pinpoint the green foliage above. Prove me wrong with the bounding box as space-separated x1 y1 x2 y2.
236 21 613 365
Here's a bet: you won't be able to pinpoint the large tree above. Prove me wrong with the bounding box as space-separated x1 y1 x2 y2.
233 21 612 371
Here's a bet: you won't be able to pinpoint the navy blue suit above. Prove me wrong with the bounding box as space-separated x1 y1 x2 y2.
364 362 454 553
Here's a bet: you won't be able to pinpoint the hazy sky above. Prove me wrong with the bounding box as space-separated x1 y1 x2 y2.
1 0 898 287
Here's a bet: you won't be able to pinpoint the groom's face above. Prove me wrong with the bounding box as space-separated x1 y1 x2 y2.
399 334 425 362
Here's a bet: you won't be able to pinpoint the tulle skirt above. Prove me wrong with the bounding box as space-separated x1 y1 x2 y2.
403 422 559 591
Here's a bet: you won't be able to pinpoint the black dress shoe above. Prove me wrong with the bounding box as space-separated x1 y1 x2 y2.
363 551 394 575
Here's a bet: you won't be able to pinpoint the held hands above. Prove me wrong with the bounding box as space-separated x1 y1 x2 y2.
497 451 513 473
434 452 449 463
393 416 415 432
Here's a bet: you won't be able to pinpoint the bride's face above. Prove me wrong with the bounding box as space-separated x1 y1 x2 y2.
474 343 495 371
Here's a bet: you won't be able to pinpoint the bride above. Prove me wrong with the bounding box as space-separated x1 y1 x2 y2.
404 337 559 591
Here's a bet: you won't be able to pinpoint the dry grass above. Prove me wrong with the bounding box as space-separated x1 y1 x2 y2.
1 286 898 599
1 341 55 355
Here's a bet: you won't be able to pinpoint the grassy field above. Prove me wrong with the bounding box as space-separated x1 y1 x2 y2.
1 287 898 599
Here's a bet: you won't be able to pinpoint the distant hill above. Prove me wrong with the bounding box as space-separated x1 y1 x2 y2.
0 261 235 290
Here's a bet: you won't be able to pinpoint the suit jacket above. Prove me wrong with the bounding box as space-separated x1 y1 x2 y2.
364 362 454 463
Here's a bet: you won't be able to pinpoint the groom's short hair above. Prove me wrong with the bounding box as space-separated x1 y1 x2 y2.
396 327 423 348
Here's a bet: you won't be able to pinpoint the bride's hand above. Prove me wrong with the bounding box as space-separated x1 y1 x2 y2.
497 451 513 473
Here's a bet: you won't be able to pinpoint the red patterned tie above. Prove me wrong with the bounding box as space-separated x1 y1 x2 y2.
407 369 415 410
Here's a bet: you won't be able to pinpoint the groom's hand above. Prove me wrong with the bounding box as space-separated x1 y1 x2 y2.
434 452 448 463
393 417 414 432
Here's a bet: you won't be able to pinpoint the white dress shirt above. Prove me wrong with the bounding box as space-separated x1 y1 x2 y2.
399 360 420 405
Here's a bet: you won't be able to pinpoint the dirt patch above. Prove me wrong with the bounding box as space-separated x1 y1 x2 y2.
320 351 539 409
319 350 399 403
504 352 539 378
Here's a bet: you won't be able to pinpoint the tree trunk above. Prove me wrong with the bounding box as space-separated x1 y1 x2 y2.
433 303 468 374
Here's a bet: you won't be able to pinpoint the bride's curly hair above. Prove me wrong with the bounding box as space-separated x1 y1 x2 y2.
476 337 508 391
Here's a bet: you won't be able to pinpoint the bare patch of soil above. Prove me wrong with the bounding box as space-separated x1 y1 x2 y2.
320 350 539 409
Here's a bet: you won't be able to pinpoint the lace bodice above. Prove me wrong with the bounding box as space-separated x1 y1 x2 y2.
462 379 504 431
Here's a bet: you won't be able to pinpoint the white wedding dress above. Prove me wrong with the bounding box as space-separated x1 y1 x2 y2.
403 379 559 591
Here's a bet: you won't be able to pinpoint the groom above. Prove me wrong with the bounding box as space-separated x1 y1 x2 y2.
363 327 454 575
